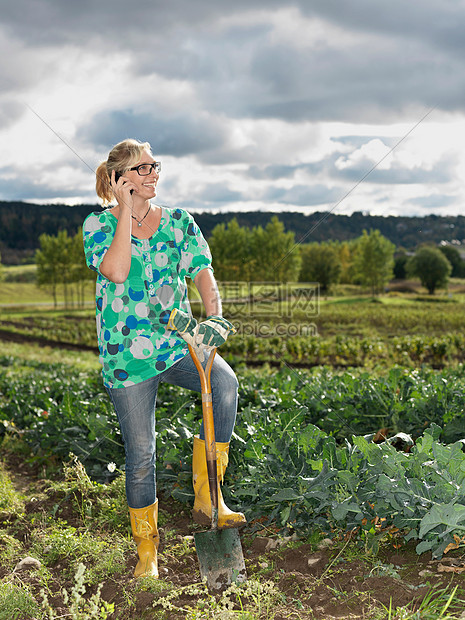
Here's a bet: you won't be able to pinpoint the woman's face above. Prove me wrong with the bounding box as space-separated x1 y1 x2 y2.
125 150 160 199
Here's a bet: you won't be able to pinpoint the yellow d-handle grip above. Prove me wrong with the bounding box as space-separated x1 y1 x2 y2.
188 346 218 526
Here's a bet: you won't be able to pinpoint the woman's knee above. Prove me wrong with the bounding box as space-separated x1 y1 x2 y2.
211 365 238 415
213 363 238 395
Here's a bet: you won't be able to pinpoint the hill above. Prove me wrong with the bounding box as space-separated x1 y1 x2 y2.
1 200 465 263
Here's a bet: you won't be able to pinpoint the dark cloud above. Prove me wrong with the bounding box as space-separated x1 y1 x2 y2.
331 136 399 149
0 99 24 130
307 1 465 53
334 153 456 185
247 142 456 189
248 164 300 180
262 184 342 207
247 38 454 123
77 108 227 157
408 194 458 209
0 175 91 201
0 0 280 47
197 183 243 203
4 0 465 124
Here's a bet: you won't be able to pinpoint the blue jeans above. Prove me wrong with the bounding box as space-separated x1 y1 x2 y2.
106 352 238 509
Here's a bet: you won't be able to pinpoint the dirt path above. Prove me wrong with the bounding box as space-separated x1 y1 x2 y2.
0 327 98 352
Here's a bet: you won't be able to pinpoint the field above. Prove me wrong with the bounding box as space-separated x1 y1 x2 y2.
1 270 465 618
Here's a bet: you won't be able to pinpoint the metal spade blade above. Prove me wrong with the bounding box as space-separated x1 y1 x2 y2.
194 527 247 590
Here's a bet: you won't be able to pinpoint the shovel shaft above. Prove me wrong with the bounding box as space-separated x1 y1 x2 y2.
188 345 219 526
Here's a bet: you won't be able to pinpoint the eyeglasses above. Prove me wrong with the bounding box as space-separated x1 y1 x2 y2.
128 162 161 176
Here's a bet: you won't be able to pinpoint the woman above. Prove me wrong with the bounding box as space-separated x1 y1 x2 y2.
83 139 245 578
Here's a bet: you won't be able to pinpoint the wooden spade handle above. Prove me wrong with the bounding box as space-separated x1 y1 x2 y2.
188 345 218 529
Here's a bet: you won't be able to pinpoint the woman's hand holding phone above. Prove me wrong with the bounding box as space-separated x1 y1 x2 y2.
111 171 135 211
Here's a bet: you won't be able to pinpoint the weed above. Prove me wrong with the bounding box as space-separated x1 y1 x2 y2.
147 576 283 618
92 475 128 532
0 531 22 568
134 575 174 594
40 562 115 619
0 461 25 514
382 585 465 619
368 562 402 580
0 578 41 620
217 578 284 618
83 540 128 585
49 455 129 533
31 523 127 582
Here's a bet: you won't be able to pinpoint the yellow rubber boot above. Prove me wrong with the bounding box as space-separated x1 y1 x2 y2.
129 500 159 578
192 435 246 529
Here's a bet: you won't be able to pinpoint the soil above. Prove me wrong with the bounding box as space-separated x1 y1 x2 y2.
2 453 465 619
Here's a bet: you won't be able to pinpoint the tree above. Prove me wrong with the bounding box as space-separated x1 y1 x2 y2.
337 240 358 284
438 244 465 278
36 229 91 307
209 215 301 283
36 233 61 306
352 229 395 296
208 218 253 281
393 251 408 280
407 245 452 294
299 242 341 292
250 216 302 282
71 229 95 306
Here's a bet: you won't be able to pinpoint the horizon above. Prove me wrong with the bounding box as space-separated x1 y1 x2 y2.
2 198 465 222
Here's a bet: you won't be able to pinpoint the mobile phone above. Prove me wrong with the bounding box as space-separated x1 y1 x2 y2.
113 171 133 194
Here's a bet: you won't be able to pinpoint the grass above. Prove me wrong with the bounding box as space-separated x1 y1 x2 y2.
0 460 25 513
2 264 37 282
0 281 95 307
5 293 465 371
0 453 295 619
3 272 465 340
0 264 95 306
0 339 99 371
0 581 41 620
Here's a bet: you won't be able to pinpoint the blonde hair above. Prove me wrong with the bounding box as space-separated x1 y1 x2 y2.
95 139 153 205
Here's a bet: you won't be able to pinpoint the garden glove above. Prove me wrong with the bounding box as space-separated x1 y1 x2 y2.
167 308 207 361
196 316 236 349
167 308 199 345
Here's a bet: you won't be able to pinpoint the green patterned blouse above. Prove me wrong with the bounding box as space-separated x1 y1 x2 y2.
83 206 212 388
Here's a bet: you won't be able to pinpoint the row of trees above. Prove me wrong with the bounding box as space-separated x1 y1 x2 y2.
35 230 94 307
299 235 456 295
299 230 395 296
210 217 458 295
32 216 460 307
208 216 302 282
34 216 304 307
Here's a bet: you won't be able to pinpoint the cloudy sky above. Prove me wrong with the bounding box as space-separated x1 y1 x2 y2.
1 0 465 217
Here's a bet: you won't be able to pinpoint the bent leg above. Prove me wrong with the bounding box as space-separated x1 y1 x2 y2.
161 351 246 528
161 352 238 441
